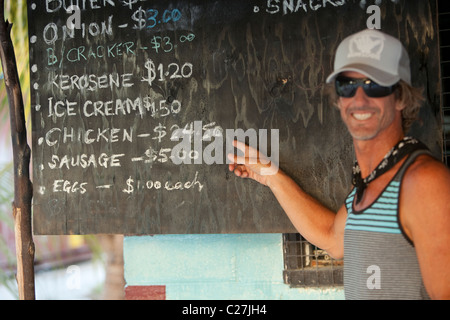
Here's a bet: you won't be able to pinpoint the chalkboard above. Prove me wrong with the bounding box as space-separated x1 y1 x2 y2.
29 0 441 235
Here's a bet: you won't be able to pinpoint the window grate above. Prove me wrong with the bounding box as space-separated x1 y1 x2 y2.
282 233 343 287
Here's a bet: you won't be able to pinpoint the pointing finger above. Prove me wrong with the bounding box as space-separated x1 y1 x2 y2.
232 140 258 163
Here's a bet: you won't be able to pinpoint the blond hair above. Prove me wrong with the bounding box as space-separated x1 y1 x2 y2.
395 81 425 133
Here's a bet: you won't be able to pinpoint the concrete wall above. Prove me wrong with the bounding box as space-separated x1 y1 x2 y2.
124 233 344 300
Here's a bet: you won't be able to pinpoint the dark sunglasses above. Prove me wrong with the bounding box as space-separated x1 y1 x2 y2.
335 76 398 98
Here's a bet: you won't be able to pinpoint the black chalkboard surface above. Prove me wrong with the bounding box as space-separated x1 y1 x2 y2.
29 0 441 235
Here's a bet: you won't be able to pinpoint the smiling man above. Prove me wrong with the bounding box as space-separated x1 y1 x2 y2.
228 29 450 299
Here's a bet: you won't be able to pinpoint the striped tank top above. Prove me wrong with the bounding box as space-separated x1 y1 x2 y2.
344 150 431 300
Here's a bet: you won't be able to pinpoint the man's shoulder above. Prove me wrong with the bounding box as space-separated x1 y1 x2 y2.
402 153 450 194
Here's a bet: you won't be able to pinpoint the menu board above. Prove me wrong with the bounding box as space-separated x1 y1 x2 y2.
29 0 441 234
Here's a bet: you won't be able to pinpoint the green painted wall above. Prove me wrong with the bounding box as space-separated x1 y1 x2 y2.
124 234 344 299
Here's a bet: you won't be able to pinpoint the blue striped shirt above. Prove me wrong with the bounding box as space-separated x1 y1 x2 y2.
343 151 431 300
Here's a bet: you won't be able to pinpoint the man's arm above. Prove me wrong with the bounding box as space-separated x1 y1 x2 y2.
227 140 347 259
401 155 450 299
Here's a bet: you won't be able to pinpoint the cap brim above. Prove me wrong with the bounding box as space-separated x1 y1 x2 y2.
326 64 401 87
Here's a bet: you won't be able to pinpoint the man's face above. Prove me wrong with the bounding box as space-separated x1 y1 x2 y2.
337 71 403 141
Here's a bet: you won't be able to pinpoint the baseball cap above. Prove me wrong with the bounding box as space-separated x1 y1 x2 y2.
326 29 411 86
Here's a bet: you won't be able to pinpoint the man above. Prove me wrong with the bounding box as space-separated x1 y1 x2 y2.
227 29 450 299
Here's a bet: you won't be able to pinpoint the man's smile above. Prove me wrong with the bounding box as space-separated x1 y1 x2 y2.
352 112 373 121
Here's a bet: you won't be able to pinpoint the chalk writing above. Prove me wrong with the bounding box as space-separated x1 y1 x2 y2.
53 179 88 194
133 147 173 164
42 127 134 147
150 33 195 54
34 0 279 202
131 6 182 30
45 0 115 13
122 171 204 194
255 0 400 15
141 59 194 87
43 15 114 45
261 0 346 15
46 97 181 119
48 153 125 170
50 72 134 91
47 41 136 65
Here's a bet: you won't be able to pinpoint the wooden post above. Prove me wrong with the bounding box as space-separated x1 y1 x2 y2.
0 0 35 300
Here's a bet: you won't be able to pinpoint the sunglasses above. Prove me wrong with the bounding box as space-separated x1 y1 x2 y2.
335 76 398 98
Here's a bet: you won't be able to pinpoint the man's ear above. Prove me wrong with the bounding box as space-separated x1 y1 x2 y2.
395 100 406 112
394 86 406 111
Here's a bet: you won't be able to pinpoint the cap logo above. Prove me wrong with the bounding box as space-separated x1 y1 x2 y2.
347 32 385 61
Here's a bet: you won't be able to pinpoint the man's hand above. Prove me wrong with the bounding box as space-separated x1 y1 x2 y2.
227 140 279 186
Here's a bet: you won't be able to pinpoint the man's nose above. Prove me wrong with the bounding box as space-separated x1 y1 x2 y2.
352 86 370 104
